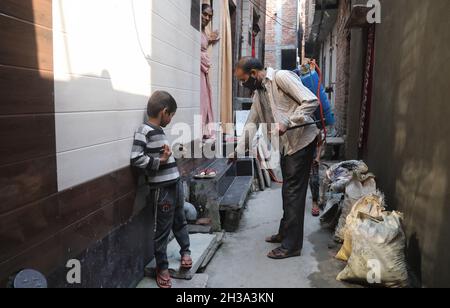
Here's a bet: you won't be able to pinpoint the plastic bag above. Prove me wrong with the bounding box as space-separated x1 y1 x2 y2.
334 174 377 242
336 193 385 261
337 211 409 288
326 161 369 182
325 161 370 193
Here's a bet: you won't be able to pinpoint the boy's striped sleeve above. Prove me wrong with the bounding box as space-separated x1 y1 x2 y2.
130 128 160 172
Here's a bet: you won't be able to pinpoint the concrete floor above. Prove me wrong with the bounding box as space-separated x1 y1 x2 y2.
205 184 357 288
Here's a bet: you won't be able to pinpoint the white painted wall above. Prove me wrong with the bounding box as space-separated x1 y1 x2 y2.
53 0 201 191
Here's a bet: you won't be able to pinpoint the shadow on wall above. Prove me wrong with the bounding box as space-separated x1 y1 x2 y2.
1 0 205 287
366 0 450 287
1 69 157 287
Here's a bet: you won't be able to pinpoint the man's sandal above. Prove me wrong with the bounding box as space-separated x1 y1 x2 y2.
156 269 172 289
180 255 193 270
267 247 301 260
265 234 283 244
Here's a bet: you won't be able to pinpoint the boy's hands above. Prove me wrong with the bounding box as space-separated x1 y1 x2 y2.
160 144 172 165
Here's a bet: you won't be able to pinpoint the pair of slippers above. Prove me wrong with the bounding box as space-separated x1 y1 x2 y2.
194 168 217 180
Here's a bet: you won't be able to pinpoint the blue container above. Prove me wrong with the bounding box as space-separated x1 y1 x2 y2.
300 71 336 128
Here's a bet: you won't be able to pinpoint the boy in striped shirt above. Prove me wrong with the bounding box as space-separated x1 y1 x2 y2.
130 91 191 289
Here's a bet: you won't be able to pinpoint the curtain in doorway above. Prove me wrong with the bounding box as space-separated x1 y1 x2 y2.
202 0 233 135
358 25 376 154
219 0 233 135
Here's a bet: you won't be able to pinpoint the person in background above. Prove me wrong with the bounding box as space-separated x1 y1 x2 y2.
295 60 336 217
232 57 319 260
200 4 220 140
130 91 192 289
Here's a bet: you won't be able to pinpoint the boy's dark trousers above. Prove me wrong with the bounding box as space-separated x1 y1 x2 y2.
278 139 317 252
149 181 191 270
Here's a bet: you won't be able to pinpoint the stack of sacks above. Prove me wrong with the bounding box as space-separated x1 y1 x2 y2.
333 172 377 243
321 161 410 287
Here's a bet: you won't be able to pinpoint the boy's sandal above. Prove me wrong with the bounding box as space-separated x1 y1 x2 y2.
156 269 172 289
180 255 193 270
267 247 301 260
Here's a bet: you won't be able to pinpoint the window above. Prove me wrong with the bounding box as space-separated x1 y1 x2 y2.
281 49 297 71
191 0 201 30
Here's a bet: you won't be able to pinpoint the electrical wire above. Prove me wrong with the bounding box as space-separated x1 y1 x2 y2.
248 0 298 31
250 0 297 30
131 0 150 64
249 0 298 28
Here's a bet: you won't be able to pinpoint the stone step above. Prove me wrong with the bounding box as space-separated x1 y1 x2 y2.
199 232 225 272
220 176 253 211
144 233 219 280
189 158 254 232
188 224 213 234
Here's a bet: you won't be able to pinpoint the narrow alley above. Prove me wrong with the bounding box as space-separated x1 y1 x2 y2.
1 0 450 292
206 184 353 289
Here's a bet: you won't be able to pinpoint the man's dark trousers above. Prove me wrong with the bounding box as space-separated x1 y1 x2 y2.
278 139 317 252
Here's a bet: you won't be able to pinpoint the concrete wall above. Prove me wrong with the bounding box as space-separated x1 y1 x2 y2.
0 0 207 286
319 27 337 106
53 0 201 191
345 26 365 159
365 0 450 287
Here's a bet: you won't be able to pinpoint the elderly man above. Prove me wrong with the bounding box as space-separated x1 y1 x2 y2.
233 57 319 259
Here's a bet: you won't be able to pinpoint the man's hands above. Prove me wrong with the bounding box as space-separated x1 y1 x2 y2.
274 123 288 136
227 151 238 165
160 144 172 165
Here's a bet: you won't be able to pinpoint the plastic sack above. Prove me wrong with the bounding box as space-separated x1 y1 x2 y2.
337 211 409 288
325 161 370 194
320 193 343 230
336 192 385 261
334 174 377 242
326 161 369 182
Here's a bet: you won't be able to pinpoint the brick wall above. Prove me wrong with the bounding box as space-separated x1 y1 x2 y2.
265 0 298 68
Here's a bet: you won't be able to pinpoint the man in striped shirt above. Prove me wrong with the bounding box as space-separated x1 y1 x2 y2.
130 91 191 289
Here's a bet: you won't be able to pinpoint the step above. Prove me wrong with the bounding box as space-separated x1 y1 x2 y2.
136 274 209 289
219 176 253 211
144 233 219 280
198 232 225 272
188 224 213 234
189 158 254 232
326 137 345 145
